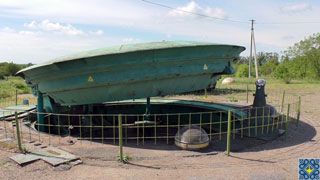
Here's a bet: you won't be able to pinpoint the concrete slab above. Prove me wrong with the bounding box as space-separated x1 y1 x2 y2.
10 143 79 166
10 154 40 165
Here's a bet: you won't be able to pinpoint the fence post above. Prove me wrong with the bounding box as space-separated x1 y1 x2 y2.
280 90 285 113
246 84 249 104
15 112 23 153
296 96 301 127
118 114 123 163
15 89 18 106
285 104 290 140
226 110 231 156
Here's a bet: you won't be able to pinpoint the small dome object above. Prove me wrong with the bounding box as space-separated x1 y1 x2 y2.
175 126 209 150
222 77 234 84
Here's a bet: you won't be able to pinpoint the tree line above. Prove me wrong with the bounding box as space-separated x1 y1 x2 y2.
0 62 32 80
233 33 320 83
1 33 319 83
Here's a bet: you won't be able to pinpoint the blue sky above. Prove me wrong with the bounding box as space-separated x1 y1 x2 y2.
0 0 319 64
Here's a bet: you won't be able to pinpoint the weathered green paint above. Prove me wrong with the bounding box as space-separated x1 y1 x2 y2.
0 105 36 118
106 98 247 119
17 41 245 106
37 91 44 132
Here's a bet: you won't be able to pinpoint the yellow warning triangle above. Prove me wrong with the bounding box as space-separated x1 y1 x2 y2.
88 76 94 82
203 64 208 70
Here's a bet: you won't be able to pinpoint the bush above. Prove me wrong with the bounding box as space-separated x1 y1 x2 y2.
0 71 5 80
0 91 11 99
235 64 256 78
260 62 277 76
10 81 30 93
272 61 292 83
2 63 22 76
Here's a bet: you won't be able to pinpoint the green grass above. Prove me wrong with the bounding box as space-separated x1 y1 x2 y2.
0 76 31 94
0 141 16 150
219 76 320 89
0 76 35 108
0 161 7 166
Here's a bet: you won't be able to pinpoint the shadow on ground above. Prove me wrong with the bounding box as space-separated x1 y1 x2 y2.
82 117 316 154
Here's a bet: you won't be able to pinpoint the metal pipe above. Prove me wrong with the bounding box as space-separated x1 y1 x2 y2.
145 97 151 121
285 104 290 140
226 110 232 156
296 96 301 127
37 91 44 132
15 112 23 153
118 114 123 162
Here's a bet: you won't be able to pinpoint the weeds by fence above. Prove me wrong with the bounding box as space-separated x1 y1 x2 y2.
0 90 36 108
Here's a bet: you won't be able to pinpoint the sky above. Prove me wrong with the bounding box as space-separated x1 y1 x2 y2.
0 0 320 64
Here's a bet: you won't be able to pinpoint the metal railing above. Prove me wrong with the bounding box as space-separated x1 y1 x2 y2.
0 101 300 162
0 86 301 162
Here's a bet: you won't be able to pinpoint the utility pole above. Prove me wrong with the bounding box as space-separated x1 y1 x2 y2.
249 20 259 78
249 20 253 78
253 29 259 78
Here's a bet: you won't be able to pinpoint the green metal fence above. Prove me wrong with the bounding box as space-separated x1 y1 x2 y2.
0 101 300 160
0 85 301 162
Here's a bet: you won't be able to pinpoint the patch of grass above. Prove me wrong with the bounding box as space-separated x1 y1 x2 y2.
0 76 36 108
0 76 31 93
118 154 132 163
0 141 16 150
228 96 238 102
219 77 320 89
0 161 7 166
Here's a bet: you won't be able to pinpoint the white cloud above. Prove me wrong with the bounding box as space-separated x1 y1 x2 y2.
19 30 36 35
1 27 15 33
0 0 319 63
89 30 104 35
0 29 122 64
281 3 311 13
168 1 227 19
122 38 141 43
24 19 84 35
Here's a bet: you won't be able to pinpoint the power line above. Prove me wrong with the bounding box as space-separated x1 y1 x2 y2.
141 0 320 25
141 0 249 24
256 21 320 25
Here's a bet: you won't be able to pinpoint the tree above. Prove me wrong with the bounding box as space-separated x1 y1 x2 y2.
4 62 22 76
306 48 320 79
272 61 292 83
0 70 5 80
235 64 256 77
283 33 320 79
257 52 279 66
260 61 277 76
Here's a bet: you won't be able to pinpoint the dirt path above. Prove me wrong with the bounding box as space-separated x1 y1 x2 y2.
0 88 319 180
